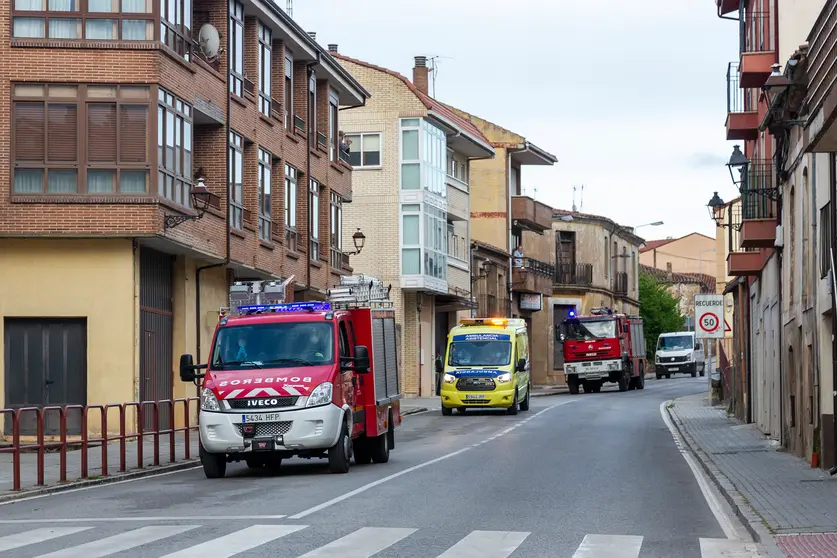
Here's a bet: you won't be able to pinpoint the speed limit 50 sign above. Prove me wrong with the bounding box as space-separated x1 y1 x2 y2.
694 294 724 339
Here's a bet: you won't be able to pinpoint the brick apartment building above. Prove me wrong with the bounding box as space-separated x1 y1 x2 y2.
0 1 369 431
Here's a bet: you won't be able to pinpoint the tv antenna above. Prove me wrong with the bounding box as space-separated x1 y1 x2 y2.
426 55 452 98
286 0 292 17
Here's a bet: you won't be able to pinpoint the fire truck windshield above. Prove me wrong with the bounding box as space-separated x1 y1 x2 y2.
563 319 617 341
211 322 334 370
447 341 511 367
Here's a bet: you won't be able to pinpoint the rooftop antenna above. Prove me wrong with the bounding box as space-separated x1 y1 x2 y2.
572 186 577 212
286 0 292 17
580 184 585 211
426 55 452 98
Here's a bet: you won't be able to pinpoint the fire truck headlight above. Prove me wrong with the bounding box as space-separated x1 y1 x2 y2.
200 388 220 411
306 382 333 407
443 373 456 384
496 373 512 383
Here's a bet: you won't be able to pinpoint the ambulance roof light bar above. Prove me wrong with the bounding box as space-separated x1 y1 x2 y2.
459 317 508 327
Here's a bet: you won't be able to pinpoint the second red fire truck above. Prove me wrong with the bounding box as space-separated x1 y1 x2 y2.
559 307 646 394
179 274 402 478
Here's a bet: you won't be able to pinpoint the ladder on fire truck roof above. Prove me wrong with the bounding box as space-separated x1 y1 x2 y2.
222 276 295 316
326 274 394 310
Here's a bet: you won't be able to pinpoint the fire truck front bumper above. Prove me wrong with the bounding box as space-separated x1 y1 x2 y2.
563 359 622 380
198 403 344 455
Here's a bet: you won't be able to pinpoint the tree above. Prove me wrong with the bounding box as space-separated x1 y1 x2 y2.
639 272 684 359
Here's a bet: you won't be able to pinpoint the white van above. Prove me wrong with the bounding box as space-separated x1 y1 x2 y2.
655 331 705 379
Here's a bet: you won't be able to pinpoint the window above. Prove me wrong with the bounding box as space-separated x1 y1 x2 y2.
422 119 446 196
821 202 832 279
345 132 380 167
258 148 271 241
330 192 343 268
161 0 190 58
446 148 468 185
308 71 316 150
228 131 243 230
400 119 419 189
257 22 271 117
328 89 339 162
284 164 297 250
309 178 320 261
401 203 421 275
284 51 294 130
12 83 150 194
157 87 192 206
228 0 244 97
423 204 447 280
12 0 154 40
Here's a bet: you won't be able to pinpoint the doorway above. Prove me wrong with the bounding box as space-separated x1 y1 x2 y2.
139 248 174 431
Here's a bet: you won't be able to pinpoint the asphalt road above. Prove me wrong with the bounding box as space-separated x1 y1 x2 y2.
0 377 768 557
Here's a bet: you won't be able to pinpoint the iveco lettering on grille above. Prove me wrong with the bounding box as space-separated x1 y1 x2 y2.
246 398 284 407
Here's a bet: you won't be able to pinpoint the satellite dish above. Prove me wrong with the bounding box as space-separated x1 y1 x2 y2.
197 24 221 61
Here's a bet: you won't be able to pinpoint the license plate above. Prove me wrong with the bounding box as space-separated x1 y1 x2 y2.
241 413 282 423
669 367 679 371
464 394 487 400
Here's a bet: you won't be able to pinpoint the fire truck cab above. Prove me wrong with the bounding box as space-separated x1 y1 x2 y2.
179 275 402 478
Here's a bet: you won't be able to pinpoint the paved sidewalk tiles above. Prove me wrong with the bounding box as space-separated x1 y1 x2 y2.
668 393 837 558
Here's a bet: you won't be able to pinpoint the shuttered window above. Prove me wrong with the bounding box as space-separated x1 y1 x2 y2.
11 0 154 41
12 83 151 194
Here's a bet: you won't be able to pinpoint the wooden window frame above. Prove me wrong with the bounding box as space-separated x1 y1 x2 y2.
328 88 338 162
284 163 297 250
157 87 193 207
308 71 316 150
228 0 244 97
258 147 272 242
284 51 293 131
160 0 191 59
330 191 342 268
309 178 320 261
12 0 155 42
257 22 271 117
12 82 151 195
228 131 244 230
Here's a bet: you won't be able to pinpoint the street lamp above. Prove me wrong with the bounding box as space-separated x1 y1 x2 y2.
164 177 214 229
346 228 366 255
726 145 749 189
633 221 664 230
707 192 726 227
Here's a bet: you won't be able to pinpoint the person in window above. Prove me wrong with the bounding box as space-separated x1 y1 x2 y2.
302 325 327 361
513 244 524 268
338 131 352 155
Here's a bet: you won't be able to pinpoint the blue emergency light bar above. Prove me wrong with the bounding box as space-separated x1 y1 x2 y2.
236 302 332 313
569 310 576 317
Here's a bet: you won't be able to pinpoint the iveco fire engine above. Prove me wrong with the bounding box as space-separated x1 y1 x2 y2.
559 307 646 394
179 274 402 478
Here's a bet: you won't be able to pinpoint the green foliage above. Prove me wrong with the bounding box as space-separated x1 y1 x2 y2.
638 273 684 358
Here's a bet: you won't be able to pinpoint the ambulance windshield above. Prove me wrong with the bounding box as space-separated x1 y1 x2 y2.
562 319 617 341
211 322 334 370
447 341 512 367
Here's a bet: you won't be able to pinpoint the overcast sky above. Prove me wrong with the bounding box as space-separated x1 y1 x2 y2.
292 0 740 242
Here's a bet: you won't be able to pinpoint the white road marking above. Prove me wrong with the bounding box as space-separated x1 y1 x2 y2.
160 524 307 557
659 400 743 540
699 537 764 557
34 525 198 557
296 527 416 557
288 400 575 519
572 534 643 558
0 528 91 552
0 515 286 524
436 530 530 558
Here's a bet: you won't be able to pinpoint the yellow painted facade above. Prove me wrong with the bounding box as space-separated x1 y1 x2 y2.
0 239 228 437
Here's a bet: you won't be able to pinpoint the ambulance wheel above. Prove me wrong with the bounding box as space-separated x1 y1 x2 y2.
507 389 519 415
370 431 390 464
199 445 226 479
328 420 351 474
520 383 531 411
353 438 372 465
441 404 453 416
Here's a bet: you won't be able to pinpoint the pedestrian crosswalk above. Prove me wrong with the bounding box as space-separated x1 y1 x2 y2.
0 523 767 557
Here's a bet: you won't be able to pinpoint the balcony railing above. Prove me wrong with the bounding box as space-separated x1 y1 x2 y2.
727 203 760 254
727 62 756 113
339 147 351 165
741 10 774 53
330 248 350 270
614 272 628 296
741 187 778 220
475 294 510 317
554 262 593 286
514 257 555 277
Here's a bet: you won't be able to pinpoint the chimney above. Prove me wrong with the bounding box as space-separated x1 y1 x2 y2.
413 56 429 95
308 31 316 42
666 262 673 282
328 44 338 53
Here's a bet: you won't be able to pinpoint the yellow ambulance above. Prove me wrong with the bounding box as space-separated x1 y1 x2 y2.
436 317 531 416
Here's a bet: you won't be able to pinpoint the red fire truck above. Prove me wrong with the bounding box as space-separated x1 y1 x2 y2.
179 275 402 478
559 307 647 394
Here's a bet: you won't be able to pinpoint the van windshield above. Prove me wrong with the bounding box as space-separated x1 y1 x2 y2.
448 341 512 367
657 335 693 351
562 319 617 341
210 322 334 370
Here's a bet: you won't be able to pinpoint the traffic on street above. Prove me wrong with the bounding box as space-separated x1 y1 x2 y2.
0 377 768 557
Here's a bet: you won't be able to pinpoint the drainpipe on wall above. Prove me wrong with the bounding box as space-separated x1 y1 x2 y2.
830 154 837 472
812 154 820 459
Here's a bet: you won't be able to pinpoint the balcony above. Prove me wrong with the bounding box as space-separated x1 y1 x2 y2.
613 272 629 296
554 262 593 287
726 63 759 141
739 10 775 89
511 196 552 234
739 160 778 249
727 250 767 276
805 0 837 152
512 258 555 295
717 0 739 16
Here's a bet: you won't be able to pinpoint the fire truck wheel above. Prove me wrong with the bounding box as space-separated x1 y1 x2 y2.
245 458 263 469
636 369 645 390
506 389 519 415
353 438 372 465
617 372 628 392
328 420 352 474
370 431 390 464
520 383 531 411
568 378 580 395
199 445 226 479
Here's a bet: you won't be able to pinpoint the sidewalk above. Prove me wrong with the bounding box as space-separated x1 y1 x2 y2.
668 393 837 558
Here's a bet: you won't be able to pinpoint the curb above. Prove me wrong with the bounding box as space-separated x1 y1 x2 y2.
665 401 786 558
0 459 201 504
400 406 429 417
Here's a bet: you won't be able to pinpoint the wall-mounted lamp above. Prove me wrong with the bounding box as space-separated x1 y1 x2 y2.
164 178 213 229
345 227 366 255
726 145 750 190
